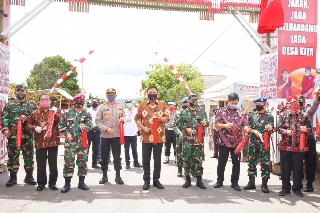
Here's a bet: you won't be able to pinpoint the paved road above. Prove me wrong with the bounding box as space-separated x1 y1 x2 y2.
0 141 319 213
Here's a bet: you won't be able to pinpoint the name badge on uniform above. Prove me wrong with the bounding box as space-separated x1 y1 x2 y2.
104 113 109 119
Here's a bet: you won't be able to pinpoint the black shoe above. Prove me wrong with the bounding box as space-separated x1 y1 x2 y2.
126 164 130 169
231 183 241 191
115 177 124 184
293 190 304 197
177 170 183 177
182 176 191 188
153 180 164 189
78 176 89 190
6 172 17 187
48 184 59 190
92 164 101 169
99 177 108 184
304 186 314 192
143 180 150 190
279 190 291 196
133 162 142 168
24 172 37 185
213 181 223 188
243 177 256 190
196 176 206 189
36 185 45 191
261 178 269 193
61 177 71 193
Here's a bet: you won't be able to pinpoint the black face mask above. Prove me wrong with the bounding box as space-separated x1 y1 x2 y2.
255 105 264 111
182 105 188 109
16 94 26 100
148 94 157 100
74 101 84 109
298 102 304 107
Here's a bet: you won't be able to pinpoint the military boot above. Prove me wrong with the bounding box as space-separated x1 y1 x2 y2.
61 177 71 193
177 166 183 177
24 172 37 185
78 176 89 190
182 175 191 188
99 170 108 184
261 178 269 193
196 176 206 189
243 176 256 190
6 172 17 187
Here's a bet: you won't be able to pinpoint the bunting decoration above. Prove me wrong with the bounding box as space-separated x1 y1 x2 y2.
49 50 94 93
163 57 193 95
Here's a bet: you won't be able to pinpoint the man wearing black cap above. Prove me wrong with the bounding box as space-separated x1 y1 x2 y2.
2 84 38 187
297 93 320 192
96 88 125 185
243 97 274 193
87 98 101 169
123 99 142 169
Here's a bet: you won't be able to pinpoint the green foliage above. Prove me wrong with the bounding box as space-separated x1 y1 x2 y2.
26 55 81 96
141 63 205 104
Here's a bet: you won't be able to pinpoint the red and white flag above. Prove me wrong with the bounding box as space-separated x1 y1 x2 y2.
257 0 284 34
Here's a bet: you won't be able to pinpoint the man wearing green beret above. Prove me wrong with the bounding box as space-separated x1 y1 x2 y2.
2 84 38 187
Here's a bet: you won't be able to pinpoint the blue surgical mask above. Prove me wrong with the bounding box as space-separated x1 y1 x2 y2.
126 103 133 108
305 73 310 77
107 95 116 102
283 74 288 79
92 103 98 108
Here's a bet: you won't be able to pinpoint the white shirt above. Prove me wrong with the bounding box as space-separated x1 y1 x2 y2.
124 108 138 136
87 107 99 127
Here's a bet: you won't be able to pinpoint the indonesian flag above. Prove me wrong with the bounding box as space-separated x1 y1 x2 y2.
257 0 284 34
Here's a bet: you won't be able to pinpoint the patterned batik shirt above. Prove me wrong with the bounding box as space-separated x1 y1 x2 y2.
277 110 311 152
134 100 169 143
215 106 248 148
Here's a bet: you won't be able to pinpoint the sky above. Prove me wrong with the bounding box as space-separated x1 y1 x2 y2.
7 0 320 99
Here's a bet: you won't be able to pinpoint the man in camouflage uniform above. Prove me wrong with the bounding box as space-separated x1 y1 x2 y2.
243 97 274 193
59 93 93 193
173 97 189 177
2 84 38 187
174 94 209 189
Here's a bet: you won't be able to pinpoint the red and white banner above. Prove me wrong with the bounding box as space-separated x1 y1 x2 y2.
276 0 318 99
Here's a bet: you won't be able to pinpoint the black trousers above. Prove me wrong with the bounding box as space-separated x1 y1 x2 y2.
142 143 163 181
213 130 219 156
217 145 240 183
164 130 176 156
280 150 304 191
87 130 101 166
100 137 122 171
36 146 58 186
305 137 317 185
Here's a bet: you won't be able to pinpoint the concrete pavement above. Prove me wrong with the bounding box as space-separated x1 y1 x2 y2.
0 141 319 213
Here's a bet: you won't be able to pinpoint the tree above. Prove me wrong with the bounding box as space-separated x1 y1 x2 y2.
141 63 205 104
26 55 81 96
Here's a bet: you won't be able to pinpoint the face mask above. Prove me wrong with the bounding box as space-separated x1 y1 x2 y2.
290 105 299 111
92 103 98 108
298 102 304 107
169 106 175 111
40 100 50 108
189 101 197 107
74 101 84 109
255 105 264 111
126 103 133 108
228 104 237 110
305 73 310 77
148 94 157 100
182 105 188 109
283 74 288 79
107 95 116 102
16 94 26 100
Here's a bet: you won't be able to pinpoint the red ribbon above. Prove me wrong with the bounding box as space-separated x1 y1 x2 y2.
44 109 54 138
197 125 203 143
81 130 87 148
119 122 125 145
153 118 158 145
16 118 22 148
264 130 269 150
234 134 249 154
300 131 306 151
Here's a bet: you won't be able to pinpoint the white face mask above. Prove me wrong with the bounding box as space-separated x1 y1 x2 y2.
228 104 237 110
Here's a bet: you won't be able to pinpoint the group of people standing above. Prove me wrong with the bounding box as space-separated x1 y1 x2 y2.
1 84 318 197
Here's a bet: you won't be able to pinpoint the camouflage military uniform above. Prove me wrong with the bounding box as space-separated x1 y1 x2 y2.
174 105 209 179
247 111 274 179
59 106 93 177
173 111 182 168
2 99 37 173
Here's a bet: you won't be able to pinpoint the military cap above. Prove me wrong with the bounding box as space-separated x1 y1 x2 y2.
125 99 132 103
297 94 305 100
73 93 85 101
168 101 176 106
15 84 27 91
188 94 197 100
181 97 189 104
253 97 267 103
106 88 116 94
91 98 99 103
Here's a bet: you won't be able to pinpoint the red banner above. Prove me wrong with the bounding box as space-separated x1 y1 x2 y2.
277 0 318 99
